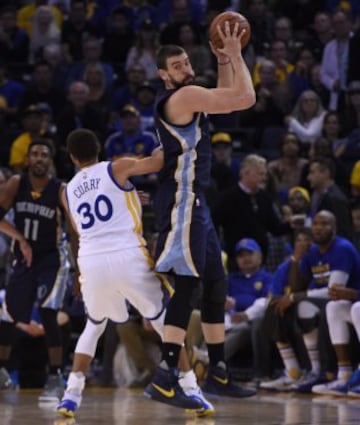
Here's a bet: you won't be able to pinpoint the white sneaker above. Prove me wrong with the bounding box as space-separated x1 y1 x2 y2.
260 373 298 391
38 372 65 403
0 368 12 390
312 379 348 396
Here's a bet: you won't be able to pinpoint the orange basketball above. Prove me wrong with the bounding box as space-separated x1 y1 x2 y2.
208 11 251 50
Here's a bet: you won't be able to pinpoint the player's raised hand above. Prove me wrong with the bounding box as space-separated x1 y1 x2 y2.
216 21 246 56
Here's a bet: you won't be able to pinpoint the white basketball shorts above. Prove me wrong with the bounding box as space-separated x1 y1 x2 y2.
78 247 173 324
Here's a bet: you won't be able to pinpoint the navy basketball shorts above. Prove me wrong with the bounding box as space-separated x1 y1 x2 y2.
4 252 68 323
155 190 225 281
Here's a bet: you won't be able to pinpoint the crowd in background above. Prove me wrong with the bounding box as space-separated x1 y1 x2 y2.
1 0 360 390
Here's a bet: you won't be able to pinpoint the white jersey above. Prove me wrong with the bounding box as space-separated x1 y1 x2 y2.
66 161 145 257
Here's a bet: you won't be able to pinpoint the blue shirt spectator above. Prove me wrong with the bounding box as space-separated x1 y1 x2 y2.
301 236 360 291
105 104 158 160
228 239 272 313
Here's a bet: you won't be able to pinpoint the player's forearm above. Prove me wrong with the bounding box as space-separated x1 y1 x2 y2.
0 219 25 243
288 258 308 292
216 59 234 88
231 54 255 106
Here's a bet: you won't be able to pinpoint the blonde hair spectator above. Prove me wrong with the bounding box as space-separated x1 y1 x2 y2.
240 154 267 178
82 63 106 101
286 90 326 145
29 5 61 63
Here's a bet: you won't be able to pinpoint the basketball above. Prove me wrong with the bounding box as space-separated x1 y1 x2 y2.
208 11 251 50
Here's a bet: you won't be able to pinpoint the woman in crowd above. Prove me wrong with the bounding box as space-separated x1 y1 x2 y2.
285 89 326 151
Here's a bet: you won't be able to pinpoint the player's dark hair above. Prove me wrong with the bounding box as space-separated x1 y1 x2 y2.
28 138 55 158
156 45 186 69
67 129 100 161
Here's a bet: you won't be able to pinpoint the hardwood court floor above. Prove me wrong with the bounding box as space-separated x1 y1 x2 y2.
1 388 360 425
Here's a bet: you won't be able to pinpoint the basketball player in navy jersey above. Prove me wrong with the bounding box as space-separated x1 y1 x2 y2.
0 139 70 401
144 21 257 408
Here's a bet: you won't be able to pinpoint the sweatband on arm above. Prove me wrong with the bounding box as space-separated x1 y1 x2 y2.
328 270 349 287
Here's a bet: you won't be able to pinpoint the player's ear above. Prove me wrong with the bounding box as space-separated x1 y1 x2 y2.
158 69 168 81
70 153 77 165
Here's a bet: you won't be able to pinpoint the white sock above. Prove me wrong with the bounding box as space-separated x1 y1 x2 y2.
179 369 197 389
338 364 352 381
277 343 301 380
303 329 320 374
66 371 85 393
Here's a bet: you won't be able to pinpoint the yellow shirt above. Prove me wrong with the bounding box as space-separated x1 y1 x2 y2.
252 61 295 86
17 5 63 36
9 132 32 168
351 160 360 188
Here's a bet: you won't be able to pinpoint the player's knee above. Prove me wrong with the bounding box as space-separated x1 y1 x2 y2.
201 278 227 323
203 278 227 304
164 276 200 330
326 300 338 319
76 319 107 357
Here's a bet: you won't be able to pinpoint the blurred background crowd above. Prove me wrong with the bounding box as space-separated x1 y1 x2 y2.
1 0 360 392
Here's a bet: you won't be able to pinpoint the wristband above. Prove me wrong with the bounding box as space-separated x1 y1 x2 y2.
0 206 7 220
218 59 231 65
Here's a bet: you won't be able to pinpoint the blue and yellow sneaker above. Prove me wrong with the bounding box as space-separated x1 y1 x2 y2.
57 387 82 418
202 362 256 398
184 385 215 416
144 364 204 410
179 369 215 416
56 399 78 418
291 371 329 393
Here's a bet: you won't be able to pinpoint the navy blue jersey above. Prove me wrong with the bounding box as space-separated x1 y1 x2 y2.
300 236 360 290
153 88 224 279
154 88 212 191
13 174 63 257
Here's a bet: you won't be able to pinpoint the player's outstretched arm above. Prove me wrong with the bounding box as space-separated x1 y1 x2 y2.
0 218 32 267
112 147 164 185
0 175 20 213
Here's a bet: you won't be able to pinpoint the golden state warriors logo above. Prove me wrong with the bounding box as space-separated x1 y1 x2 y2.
254 281 263 291
135 143 145 154
312 263 330 285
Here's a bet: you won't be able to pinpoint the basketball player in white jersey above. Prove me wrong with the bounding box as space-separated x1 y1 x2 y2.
56 129 207 418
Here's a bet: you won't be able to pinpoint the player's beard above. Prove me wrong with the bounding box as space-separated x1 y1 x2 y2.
169 74 195 88
312 232 333 246
31 162 48 177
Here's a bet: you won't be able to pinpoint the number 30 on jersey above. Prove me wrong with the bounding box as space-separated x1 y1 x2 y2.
77 194 113 229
